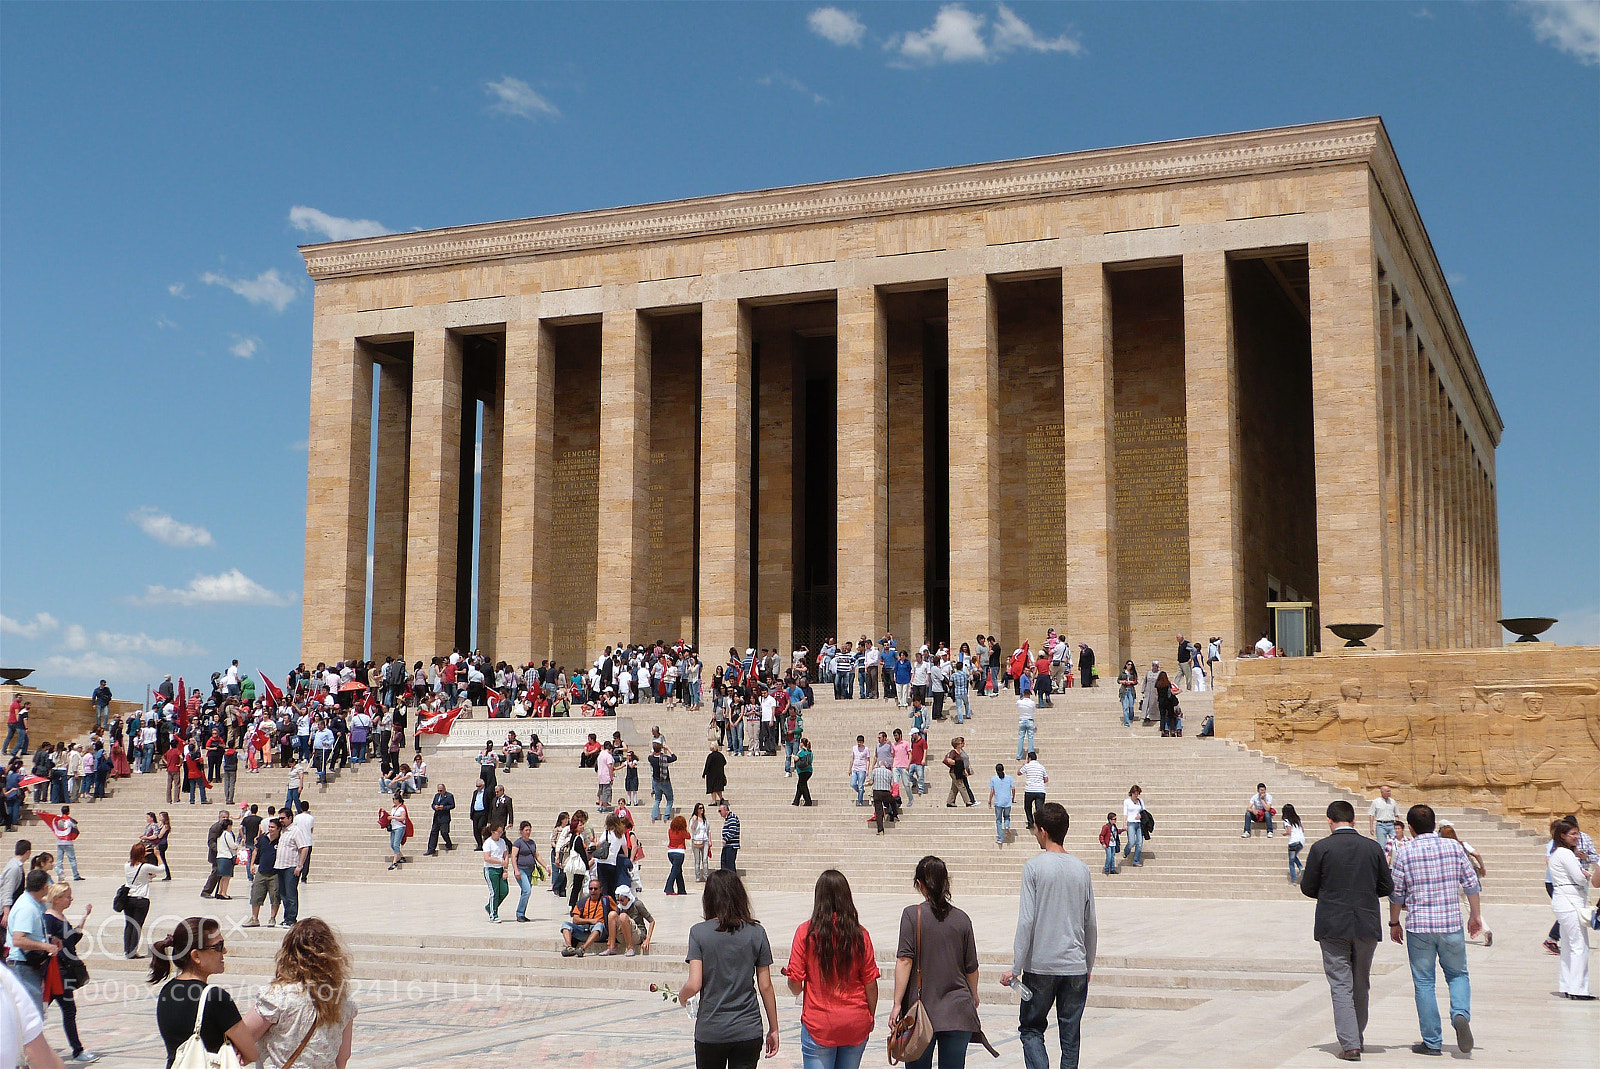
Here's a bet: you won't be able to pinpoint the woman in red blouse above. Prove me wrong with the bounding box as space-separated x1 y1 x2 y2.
785 869 879 1068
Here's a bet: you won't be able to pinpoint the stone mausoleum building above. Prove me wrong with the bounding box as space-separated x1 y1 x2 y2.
299 117 1502 673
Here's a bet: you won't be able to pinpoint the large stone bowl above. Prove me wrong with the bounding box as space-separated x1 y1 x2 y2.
1327 623 1383 648
1498 617 1557 643
0 668 33 687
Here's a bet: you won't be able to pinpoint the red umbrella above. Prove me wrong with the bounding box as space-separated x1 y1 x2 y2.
18 774 47 788
338 681 367 693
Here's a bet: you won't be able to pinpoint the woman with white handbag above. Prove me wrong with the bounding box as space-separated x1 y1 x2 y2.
153 916 258 1068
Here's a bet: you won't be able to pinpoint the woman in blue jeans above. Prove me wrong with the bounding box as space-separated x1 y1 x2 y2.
892 856 985 1068
1117 662 1138 726
787 869 879 1069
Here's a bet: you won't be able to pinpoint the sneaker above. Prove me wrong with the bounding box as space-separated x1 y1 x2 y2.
1241 832 1251 838
1409 1043 1442 1056
242 920 261 928
1267 832 1274 838
1545 939 1562 955
516 916 529 922
70 1052 100 1063
1451 1014 1472 1053
561 946 576 957
625 948 637 957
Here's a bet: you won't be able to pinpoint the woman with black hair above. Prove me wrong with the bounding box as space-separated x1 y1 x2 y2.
676 869 780 1068
151 916 258 1068
786 869 878 1068
1155 671 1180 737
892 856 984 1069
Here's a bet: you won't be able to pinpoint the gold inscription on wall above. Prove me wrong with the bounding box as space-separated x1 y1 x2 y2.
1025 423 1067 601
551 448 599 605
1114 412 1190 601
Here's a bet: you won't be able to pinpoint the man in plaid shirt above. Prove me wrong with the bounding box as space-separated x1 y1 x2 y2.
1388 804 1482 1056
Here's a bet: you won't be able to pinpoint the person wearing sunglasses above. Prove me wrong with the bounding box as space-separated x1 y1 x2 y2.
152 917 258 1067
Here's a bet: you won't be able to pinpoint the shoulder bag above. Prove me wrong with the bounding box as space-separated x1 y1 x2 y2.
887 905 934 1065
170 983 244 1069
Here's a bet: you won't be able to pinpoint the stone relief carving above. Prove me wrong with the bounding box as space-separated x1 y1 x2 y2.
1254 678 1600 824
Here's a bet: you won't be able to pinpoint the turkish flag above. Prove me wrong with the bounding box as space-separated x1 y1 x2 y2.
416 708 466 737
258 670 284 707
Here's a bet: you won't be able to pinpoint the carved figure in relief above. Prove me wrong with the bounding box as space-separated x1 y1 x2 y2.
1332 681 1411 788
1419 690 1486 790
1257 686 1337 744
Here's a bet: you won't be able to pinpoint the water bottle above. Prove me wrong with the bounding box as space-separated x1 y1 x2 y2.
1014 975 1032 1001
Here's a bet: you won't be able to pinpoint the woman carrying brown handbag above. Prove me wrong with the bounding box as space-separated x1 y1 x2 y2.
891 856 994 1067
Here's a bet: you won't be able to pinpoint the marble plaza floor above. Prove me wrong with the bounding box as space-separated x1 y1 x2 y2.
37 873 1599 1068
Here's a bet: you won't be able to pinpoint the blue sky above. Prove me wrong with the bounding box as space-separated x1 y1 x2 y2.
2 2 1596 698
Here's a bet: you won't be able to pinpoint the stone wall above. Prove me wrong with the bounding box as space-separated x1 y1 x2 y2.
0 687 141 747
1215 645 1600 831
549 323 601 672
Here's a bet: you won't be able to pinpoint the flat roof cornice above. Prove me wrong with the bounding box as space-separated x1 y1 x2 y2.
299 117 1383 281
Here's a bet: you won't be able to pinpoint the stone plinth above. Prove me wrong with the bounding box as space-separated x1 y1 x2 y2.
1215 645 1600 831
0 686 141 746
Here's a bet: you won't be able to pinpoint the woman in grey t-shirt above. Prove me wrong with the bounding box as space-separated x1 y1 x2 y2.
893 855 983 1068
677 869 779 1067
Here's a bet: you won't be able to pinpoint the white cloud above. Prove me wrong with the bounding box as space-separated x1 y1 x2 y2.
289 205 390 242
45 651 155 683
0 612 59 640
156 316 180 330
229 335 260 359
485 76 560 120
140 569 290 608
95 630 207 658
288 438 309 452
809 6 866 46
1525 0 1600 64
200 269 298 312
62 624 90 651
130 506 214 548
991 3 1082 55
168 282 188 298
891 3 1081 64
760 72 828 105
895 5 989 63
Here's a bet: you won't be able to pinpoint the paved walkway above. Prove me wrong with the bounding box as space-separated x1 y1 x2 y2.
37 871 1598 1067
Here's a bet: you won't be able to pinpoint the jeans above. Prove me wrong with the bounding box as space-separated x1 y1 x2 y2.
1120 688 1135 725
58 841 80 878
784 739 800 772
800 1023 867 1069
851 769 866 805
951 693 971 723
1024 791 1046 830
1289 843 1303 881
720 845 737 871
1017 723 1035 760
1405 928 1470 1050
278 869 300 923
665 849 686 894
727 720 744 755
994 805 1012 842
1125 820 1143 865
1244 809 1274 834
1019 972 1089 1069
651 780 675 821
285 787 300 813
516 868 534 918
223 769 237 804
1375 820 1396 852
188 779 208 804
12 962 43 1012
1104 845 1117 873
910 763 926 794
905 1030 971 1069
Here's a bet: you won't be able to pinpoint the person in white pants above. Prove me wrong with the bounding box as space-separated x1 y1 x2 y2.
1549 820 1600 999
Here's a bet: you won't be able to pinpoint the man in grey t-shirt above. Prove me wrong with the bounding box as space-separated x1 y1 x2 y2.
1003 802 1096 1069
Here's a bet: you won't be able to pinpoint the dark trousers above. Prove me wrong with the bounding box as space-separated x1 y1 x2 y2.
720 844 738 871
122 896 150 956
874 788 893 832
202 860 222 896
1024 791 1046 830
906 1030 971 1069
300 845 313 881
54 988 84 1055
694 1038 762 1069
278 869 300 924
1018 973 1089 1069
792 771 812 805
428 815 454 853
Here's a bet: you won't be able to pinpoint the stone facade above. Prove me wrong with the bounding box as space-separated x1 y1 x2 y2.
1215 646 1600 832
298 118 1502 674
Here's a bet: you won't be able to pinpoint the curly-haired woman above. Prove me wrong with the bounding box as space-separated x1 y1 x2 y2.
239 917 358 1068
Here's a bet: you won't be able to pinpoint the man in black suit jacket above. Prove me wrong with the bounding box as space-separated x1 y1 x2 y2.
1301 799 1394 1061
425 783 455 855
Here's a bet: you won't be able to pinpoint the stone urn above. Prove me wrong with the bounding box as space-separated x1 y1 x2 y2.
0 668 33 687
1498 617 1557 643
1327 623 1383 648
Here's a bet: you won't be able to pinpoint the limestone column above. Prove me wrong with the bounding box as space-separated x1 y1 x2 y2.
1377 280 1404 646
302 336 373 663
1308 237 1389 645
1060 263 1117 661
1183 252 1248 654
405 330 464 662
1426 366 1443 647
496 320 556 664
699 300 753 657
1487 474 1501 637
947 275 1001 638
1387 292 1413 649
597 309 651 645
1405 324 1425 650
756 325 794 654
476 354 505 656
370 361 411 659
836 287 888 639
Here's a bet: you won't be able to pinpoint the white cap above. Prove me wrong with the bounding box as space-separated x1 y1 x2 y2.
616 885 634 901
